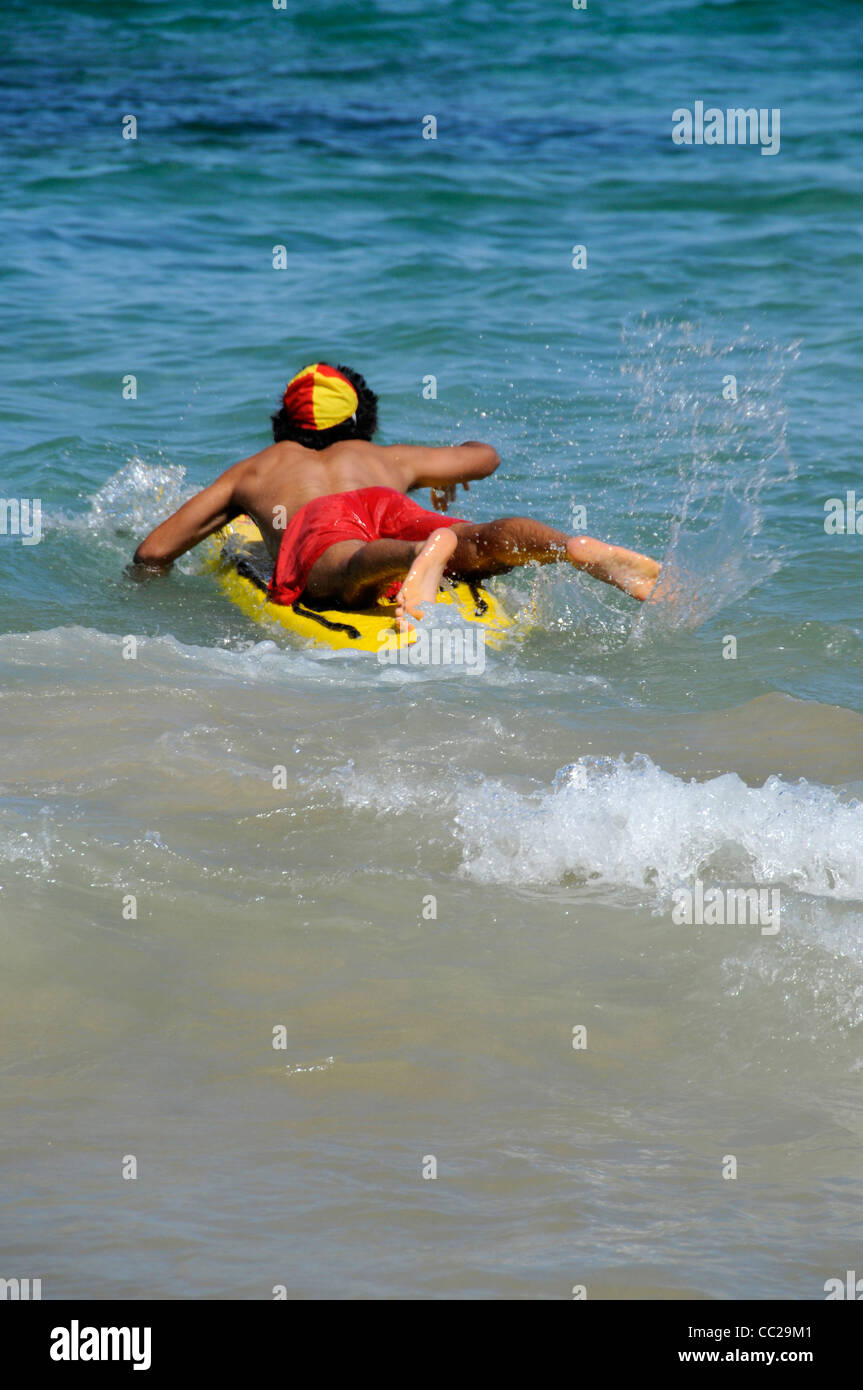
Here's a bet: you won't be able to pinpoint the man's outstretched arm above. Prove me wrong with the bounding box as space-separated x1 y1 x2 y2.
130 466 241 574
382 440 500 513
385 441 500 489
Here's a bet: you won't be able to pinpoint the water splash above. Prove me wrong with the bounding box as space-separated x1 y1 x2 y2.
616 317 799 634
85 456 192 538
635 489 780 636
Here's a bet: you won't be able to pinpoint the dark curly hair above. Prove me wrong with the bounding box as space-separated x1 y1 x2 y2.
271 363 379 450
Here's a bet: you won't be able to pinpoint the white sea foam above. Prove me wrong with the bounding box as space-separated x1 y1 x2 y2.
324 753 863 904
459 755 863 899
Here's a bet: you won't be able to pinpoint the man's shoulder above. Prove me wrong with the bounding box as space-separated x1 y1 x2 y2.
238 439 307 474
319 438 404 471
322 437 387 458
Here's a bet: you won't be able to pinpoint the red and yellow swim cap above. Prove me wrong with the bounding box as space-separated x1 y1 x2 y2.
282 363 359 430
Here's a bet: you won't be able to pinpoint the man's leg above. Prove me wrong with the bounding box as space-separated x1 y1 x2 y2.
448 517 660 601
304 538 414 605
304 531 457 627
302 516 660 619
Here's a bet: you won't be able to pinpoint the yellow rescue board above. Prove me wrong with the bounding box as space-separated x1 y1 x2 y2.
204 515 511 654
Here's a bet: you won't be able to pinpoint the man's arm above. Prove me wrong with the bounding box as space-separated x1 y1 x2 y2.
384 441 500 491
130 464 242 573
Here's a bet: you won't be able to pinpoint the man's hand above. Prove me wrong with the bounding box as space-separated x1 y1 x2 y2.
430 480 470 513
125 556 172 582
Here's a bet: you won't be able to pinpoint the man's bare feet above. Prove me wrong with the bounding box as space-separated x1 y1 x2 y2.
395 529 458 630
566 536 661 601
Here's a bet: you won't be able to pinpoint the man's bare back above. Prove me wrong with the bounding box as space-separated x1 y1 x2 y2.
242 440 415 557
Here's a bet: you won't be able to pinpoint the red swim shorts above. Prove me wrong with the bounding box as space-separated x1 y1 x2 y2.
267 486 465 607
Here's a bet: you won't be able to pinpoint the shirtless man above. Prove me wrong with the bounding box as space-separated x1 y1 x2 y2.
132 362 660 628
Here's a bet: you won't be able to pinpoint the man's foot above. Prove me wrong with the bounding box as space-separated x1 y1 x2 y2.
395 529 458 630
566 536 661 601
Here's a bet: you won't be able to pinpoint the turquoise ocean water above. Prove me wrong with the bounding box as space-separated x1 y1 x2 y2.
1 0 862 1299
